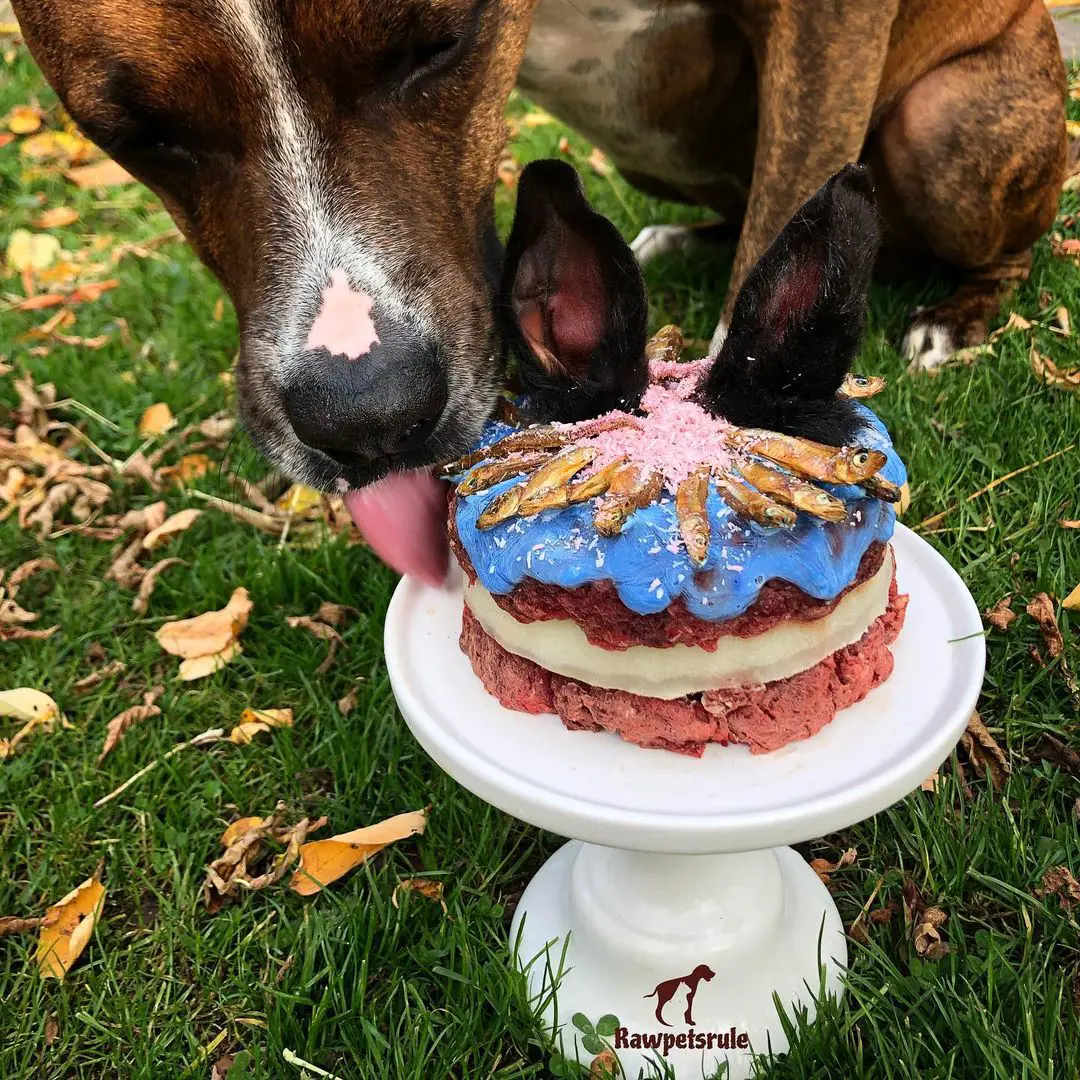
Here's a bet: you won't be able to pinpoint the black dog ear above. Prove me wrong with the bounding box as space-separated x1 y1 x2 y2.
697 164 879 444
499 159 649 422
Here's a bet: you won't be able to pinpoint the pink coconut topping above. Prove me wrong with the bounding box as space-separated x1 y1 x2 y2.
571 361 733 489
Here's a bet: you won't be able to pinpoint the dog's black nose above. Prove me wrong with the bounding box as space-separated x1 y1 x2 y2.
282 329 447 464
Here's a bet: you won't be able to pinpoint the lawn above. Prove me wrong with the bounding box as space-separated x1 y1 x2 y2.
2 25 1080 1080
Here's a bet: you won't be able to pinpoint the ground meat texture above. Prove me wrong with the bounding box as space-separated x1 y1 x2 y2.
450 501 886 652
459 577 908 757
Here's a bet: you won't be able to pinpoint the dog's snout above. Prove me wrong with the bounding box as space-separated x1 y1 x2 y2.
282 327 447 465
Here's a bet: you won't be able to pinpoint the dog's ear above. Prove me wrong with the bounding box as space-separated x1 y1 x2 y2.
499 159 649 422
697 164 879 444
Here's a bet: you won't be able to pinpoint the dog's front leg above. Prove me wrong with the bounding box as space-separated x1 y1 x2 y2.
714 1 899 350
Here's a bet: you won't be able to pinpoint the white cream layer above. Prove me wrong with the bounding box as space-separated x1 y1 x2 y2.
464 548 893 700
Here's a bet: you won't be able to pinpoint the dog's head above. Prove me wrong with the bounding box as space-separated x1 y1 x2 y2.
13 0 537 495
690 964 716 983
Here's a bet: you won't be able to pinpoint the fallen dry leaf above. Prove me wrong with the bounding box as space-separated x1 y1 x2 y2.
1035 865 1080 911
987 311 1032 343
983 595 1017 632
920 769 940 793
1032 734 1080 779
1061 519 1080 529
7 229 62 274
157 588 252 659
290 809 428 896
588 146 612 177
958 710 1010 790
65 159 134 189
0 915 44 938
205 804 325 913
36 876 105 979
119 500 168 534
589 1048 620 1079
315 602 358 628
1064 583 1080 612
286 614 343 675
178 642 242 681
276 484 323 515
19 129 97 166
1027 593 1064 658
132 557 185 615
138 401 176 436
229 707 293 745
337 685 361 715
72 660 126 694
1030 345 1080 392
809 847 857 885
1054 306 1071 336
157 453 211 487
142 508 202 550
0 688 68 760
33 207 79 229
7 104 42 134
902 880 949 960
5 557 59 596
98 695 162 763
391 877 447 914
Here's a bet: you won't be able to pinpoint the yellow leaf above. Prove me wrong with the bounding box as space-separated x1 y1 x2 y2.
178 642 242 681
159 453 211 486
220 816 264 847
0 688 60 724
290 809 427 896
276 484 323 515
522 110 554 127
33 207 79 229
241 707 293 728
138 401 176 435
142 508 202 550
1064 583 1080 611
7 105 41 134
588 147 612 177
20 130 96 163
6 229 62 274
228 720 270 744
156 587 252 658
36 877 105 980
66 159 134 189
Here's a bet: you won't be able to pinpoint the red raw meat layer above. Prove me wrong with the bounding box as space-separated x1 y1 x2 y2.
450 506 885 651
459 576 908 756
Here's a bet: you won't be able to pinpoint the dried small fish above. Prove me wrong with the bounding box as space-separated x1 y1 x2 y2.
457 453 549 496
840 374 887 399
521 447 595 501
732 430 885 484
859 474 902 503
645 324 684 366
676 467 711 565
477 484 524 530
443 416 636 474
594 465 664 537
738 460 847 522
713 472 796 528
564 458 628 504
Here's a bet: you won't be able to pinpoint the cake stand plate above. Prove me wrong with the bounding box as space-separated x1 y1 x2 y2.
385 524 985 1079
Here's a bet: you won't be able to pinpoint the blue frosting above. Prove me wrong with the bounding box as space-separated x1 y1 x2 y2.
453 404 907 621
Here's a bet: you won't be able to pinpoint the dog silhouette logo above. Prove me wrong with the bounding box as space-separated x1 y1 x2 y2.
644 964 716 1027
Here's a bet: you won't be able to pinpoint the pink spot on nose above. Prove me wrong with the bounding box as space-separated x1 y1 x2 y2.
306 269 381 359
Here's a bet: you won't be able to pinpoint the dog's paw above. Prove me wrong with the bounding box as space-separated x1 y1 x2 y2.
630 224 696 267
901 316 962 373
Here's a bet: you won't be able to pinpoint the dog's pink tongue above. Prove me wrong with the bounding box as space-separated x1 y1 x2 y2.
344 471 449 587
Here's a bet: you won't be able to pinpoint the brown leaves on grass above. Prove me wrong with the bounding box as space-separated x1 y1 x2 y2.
138 402 175 436
0 688 69 760
228 707 293 745
34 206 79 229
204 804 326 914
132 557 185 615
1 557 59 641
1026 592 1080 701
65 159 134 189
36 876 106 979
0 915 45 938
72 659 126 694
98 687 163 762
1035 866 1080 912
155 587 252 680
1031 734 1080 779
902 880 949 960
958 710 1010 790
286 613 345 675
392 878 447 914
983 595 1017 632
1030 345 1080 392
809 847 857 886
142 508 201 550
290 809 428 897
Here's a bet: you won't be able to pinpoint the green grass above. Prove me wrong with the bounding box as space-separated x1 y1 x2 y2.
3 36 1080 1080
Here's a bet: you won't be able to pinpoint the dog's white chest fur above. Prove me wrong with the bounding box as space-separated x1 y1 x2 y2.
520 0 717 185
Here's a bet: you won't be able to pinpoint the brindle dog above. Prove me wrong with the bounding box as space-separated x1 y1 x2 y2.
10 0 1066 511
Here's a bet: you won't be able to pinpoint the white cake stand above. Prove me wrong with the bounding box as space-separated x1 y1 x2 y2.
384 523 984 1080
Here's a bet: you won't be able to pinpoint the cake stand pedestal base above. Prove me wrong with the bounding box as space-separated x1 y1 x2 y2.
385 525 985 1080
512 841 844 1079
